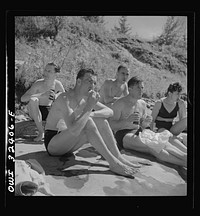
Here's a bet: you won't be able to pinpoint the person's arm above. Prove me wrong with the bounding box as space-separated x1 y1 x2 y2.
178 99 187 120
62 91 99 136
90 101 113 118
21 82 44 103
123 83 129 97
150 100 161 130
140 100 152 129
54 80 65 99
55 80 65 93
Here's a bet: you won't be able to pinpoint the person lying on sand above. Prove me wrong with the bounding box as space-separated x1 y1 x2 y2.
109 76 187 168
21 63 65 141
43 68 152 178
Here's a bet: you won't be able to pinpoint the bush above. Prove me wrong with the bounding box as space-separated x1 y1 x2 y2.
15 16 187 113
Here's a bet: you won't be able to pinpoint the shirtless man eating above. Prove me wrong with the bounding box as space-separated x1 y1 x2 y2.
44 68 141 177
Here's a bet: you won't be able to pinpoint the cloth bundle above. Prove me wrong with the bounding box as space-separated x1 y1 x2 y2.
15 159 54 196
139 129 173 153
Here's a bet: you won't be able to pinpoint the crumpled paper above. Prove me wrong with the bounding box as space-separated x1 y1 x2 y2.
15 159 54 196
139 129 173 153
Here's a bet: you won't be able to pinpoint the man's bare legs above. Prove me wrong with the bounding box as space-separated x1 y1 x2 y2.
27 97 44 141
123 134 187 167
92 118 150 167
47 117 138 177
169 136 187 153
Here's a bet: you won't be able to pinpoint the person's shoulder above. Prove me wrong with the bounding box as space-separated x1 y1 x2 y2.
31 79 44 88
104 79 115 85
113 96 126 108
138 98 146 105
155 98 164 105
56 92 68 102
177 98 185 106
55 92 70 108
55 79 63 85
35 78 44 83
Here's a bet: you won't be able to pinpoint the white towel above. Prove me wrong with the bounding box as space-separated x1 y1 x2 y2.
139 129 173 153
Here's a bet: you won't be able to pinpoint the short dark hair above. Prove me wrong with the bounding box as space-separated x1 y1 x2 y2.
127 76 143 88
117 65 128 72
47 62 60 73
76 68 97 80
167 82 183 94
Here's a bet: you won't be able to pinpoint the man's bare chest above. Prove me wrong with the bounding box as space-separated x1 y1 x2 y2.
110 84 125 97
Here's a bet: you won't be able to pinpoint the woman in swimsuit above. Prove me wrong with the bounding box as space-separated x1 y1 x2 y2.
151 82 187 135
151 82 187 151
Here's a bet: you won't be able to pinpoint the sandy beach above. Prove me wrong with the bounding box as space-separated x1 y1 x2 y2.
15 127 187 196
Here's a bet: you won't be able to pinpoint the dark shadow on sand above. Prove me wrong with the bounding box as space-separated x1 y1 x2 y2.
16 143 186 181
16 150 136 179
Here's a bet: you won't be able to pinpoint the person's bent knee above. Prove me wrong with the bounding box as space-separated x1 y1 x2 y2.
29 97 39 106
47 142 62 156
170 118 187 135
92 117 109 127
84 117 98 131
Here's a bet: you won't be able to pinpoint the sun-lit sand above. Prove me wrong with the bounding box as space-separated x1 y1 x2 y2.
15 129 187 196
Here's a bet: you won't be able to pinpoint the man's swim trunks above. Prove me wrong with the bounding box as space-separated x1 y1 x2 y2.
155 101 179 131
44 130 60 156
115 127 143 150
39 105 51 121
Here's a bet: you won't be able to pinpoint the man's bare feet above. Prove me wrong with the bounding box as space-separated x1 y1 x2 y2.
118 156 142 168
34 132 44 142
109 160 138 178
137 160 152 166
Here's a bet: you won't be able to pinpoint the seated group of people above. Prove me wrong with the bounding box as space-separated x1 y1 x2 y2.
21 63 187 178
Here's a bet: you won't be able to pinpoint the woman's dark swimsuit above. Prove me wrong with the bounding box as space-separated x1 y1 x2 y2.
39 105 51 121
44 130 61 156
155 101 179 131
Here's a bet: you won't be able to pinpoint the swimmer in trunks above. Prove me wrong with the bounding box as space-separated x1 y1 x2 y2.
21 63 65 141
99 65 129 107
44 68 147 178
109 76 187 167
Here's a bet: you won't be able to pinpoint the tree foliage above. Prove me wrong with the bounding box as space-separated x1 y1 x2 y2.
15 16 66 41
155 16 187 47
14 16 187 108
82 16 105 24
114 16 132 35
